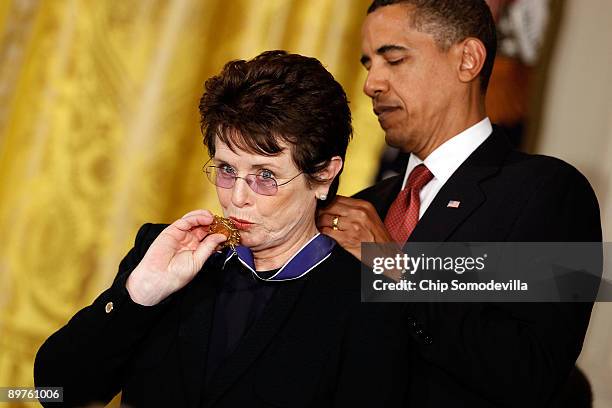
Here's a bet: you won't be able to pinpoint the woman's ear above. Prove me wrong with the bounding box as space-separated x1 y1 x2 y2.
314 156 343 199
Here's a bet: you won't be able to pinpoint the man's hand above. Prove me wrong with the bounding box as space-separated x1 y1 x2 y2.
317 196 395 261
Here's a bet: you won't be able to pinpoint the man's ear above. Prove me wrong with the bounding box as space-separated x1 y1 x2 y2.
314 156 343 196
456 37 487 85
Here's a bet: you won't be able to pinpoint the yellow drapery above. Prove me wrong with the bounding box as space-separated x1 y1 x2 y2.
0 0 384 405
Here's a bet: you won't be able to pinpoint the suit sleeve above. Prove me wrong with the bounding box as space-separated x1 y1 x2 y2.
34 223 173 407
404 163 602 407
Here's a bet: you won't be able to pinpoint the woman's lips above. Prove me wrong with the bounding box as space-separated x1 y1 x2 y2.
229 217 254 230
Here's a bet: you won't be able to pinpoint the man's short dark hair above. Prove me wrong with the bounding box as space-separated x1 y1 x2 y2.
367 0 497 92
199 50 352 207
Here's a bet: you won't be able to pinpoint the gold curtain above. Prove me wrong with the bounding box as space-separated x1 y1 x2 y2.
0 0 384 405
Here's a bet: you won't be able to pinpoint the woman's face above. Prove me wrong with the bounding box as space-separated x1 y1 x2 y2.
212 136 320 254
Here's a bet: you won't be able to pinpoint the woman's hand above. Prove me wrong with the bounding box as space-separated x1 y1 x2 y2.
126 210 228 306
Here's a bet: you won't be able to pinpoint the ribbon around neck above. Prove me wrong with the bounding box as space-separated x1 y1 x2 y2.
223 233 336 281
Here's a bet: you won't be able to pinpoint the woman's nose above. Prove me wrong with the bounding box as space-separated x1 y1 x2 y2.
230 177 253 208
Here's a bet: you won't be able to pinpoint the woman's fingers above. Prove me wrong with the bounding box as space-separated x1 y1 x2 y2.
181 209 214 219
174 213 215 231
191 225 209 242
194 233 227 267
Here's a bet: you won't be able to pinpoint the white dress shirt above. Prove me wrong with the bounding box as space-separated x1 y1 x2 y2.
401 117 493 219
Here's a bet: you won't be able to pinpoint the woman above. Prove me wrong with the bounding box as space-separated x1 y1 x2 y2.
34 51 408 408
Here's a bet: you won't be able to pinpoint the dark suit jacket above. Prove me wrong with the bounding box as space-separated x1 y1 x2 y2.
34 224 409 408
356 127 602 408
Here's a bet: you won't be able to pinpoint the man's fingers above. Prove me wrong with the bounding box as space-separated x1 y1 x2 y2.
316 213 343 231
318 198 377 224
319 226 343 242
319 227 362 261
318 200 354 216
319 225 361 246
318 211 377 234
324 195 372 211
331 195 364 206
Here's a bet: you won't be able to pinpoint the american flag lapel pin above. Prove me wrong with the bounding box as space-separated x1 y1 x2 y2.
447 200 461 208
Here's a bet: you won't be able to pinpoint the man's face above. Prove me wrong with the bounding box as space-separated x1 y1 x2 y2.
361 4 460 155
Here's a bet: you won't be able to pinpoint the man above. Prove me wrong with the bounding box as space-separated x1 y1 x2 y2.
317 1 601 407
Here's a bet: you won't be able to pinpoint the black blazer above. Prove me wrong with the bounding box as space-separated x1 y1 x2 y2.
356 127 602 408
34 224 409 408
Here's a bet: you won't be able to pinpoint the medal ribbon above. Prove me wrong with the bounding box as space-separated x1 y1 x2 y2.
223 233 336 281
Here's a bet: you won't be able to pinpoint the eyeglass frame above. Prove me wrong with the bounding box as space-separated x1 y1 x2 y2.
202 159 304 196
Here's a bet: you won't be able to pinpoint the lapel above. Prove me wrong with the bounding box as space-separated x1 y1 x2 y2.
177 254 224 408
203 277 308 406
362 174 404 220
408 129 511 243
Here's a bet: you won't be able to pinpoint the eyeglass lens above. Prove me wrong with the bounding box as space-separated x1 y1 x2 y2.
206 167 278 196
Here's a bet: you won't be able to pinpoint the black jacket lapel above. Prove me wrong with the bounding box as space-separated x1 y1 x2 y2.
355 174 403 220
177 258 224 408
204 278 307 406
409 129 511 243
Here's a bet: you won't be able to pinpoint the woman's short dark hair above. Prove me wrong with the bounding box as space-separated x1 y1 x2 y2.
199 50 352 207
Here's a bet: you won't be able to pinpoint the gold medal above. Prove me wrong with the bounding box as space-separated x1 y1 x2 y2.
208 215 241 249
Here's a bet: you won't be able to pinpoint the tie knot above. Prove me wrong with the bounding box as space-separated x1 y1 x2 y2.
406 164 433 191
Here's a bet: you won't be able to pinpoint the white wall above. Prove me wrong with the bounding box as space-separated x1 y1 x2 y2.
535 1 612 406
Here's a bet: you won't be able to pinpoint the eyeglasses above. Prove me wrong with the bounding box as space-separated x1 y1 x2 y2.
203 161 303 196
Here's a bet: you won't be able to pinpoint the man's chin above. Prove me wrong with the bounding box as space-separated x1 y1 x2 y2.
384 130 406 149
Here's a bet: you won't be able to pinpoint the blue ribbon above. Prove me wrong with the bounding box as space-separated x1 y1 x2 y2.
223 233 336 281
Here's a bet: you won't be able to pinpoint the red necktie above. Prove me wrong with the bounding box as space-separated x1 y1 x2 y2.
384 164 434 244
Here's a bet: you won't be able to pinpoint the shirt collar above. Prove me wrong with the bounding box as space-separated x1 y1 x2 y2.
223 233 336 282
402 117 493 188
